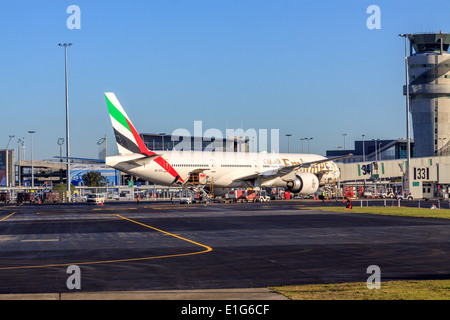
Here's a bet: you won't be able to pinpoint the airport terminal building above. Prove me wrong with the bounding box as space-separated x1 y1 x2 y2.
326 139 414 163
326 138 450 200
336 155 450 200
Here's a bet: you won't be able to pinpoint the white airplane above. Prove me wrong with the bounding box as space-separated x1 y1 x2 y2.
105 92 351 196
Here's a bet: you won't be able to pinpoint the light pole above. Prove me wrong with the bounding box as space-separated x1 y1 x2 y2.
300 138 306 153
399 34 411 195
159 133 166 150
5 135 14 187
285 134 292 153
59 43 72 201
305 137 313 153
372 139 379 162
28 131 35 188
57 138 64 183
17 138 23 188
5 135 15 150
379 141 383 161
342 133 347 150
362 134 365 162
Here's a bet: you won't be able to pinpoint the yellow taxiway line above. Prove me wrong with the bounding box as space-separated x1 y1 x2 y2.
0 212 16 222
0 213 212 271
115 214 212 253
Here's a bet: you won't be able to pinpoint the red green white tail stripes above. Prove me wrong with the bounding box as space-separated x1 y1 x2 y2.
105 92 183 183
105 92 146 155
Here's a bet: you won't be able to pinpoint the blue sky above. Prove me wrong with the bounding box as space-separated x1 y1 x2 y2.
1 0 449 160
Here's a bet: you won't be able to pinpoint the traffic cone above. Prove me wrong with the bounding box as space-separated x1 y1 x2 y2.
326 196 329 202
101 201 103 206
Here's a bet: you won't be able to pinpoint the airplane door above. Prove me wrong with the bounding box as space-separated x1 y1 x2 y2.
253 159 261 173
209 159 216 173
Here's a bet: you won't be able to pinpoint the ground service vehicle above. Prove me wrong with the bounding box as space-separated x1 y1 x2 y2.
396 193 414 201
43 192 60 203
179 195 193 204
245 190 256 202
381 188 396 198
17 192 36 204
228 190 244 202
0 192 11 204
258 190 270 202
87 193 105 205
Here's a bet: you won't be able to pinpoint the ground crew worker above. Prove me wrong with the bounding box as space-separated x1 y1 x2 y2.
345 197 352 209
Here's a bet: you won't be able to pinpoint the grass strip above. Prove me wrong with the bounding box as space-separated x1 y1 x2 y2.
301 206 450 219
270 279 450 300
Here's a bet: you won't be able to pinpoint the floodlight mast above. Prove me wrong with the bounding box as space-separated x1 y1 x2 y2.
58 43 72 201
399 34 411 195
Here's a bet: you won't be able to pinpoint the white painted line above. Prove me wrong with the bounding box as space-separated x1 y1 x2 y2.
20 239 60 242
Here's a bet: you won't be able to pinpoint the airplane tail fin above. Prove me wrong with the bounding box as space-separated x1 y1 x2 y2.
105 92 152 155
104 92 184 184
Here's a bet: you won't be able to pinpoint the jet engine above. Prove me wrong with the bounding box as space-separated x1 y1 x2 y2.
285 172 319 195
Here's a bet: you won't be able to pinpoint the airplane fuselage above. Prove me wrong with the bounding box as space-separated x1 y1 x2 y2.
106 151 340 191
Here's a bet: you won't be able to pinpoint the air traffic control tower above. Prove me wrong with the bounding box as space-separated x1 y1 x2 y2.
404 33 450 157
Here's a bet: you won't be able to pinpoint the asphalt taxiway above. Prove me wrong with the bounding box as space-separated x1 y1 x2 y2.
0 200 449 296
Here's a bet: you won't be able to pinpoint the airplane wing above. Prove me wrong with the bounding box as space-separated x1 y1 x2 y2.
119 153 162 166
233 153 352 183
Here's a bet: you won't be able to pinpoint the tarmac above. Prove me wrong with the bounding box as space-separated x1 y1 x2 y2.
0 200 449 299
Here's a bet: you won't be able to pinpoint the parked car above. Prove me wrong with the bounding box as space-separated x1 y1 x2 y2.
87 193 106 205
